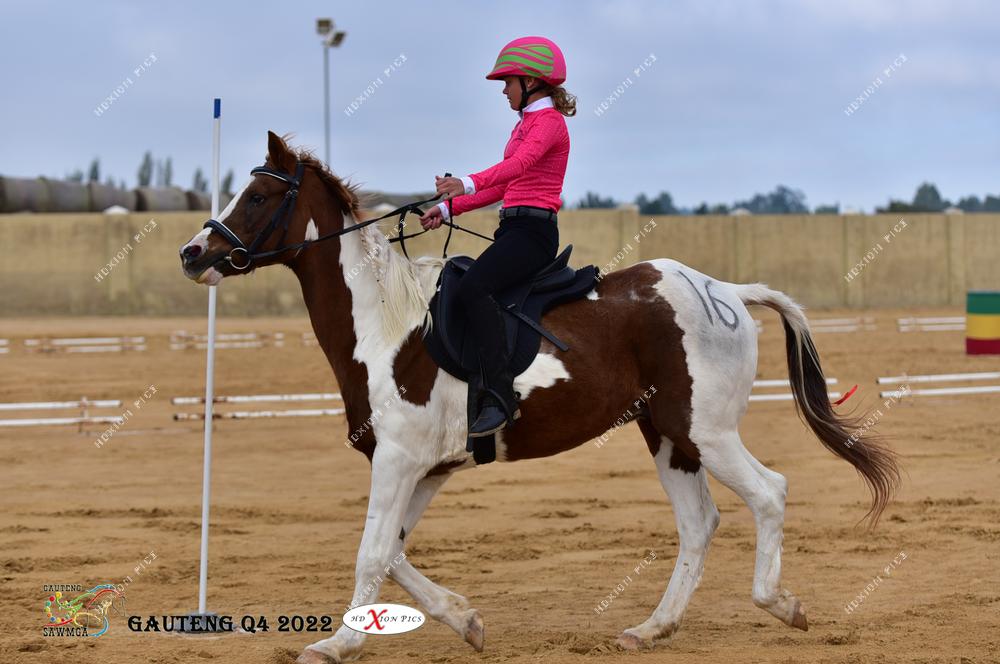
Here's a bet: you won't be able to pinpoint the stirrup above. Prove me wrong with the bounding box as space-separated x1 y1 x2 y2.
468 396 521 438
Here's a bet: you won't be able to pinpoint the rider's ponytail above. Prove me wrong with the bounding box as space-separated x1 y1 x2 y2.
547 85 577 117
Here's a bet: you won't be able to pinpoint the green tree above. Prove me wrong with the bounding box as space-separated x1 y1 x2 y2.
88 158 100 182
733 185 808 214
137 151 153 187
814 204 840 214
957 195 982 212
635 191 677 215
877 199 913 213
692 202 731 215
193 168 208 192
912 182 946 211
164 158 173 187
576 191 617 208
66 169 84 183
221 169 234 194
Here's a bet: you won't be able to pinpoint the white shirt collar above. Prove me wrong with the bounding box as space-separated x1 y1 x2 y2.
518 95 554 118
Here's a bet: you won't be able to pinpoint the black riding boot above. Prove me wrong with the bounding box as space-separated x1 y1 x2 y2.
466 296 520 438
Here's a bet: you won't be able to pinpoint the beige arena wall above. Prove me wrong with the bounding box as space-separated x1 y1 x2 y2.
0 210 997 316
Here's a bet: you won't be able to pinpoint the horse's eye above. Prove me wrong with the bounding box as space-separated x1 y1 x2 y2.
250 194 265 206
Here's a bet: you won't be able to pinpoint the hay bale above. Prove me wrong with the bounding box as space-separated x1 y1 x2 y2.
0 176 50 212
135 187 189 211
185 190 211 211
41 178 89 212
88 183 137 212
186 191 234 214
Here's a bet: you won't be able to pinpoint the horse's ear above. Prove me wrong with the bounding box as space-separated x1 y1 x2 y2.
267 131 292 168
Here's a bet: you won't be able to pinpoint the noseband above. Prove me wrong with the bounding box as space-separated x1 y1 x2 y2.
202 163 306 270
201 164 493 271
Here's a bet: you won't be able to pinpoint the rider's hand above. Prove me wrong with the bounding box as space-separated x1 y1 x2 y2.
419 205 444 230
435 176 465 199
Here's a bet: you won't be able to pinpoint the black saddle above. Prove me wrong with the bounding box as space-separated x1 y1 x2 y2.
423 245 598 461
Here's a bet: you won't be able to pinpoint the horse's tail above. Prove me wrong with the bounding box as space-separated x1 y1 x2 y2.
735 283 900 526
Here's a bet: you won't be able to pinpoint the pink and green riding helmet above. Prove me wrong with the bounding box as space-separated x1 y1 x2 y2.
486 36 566 110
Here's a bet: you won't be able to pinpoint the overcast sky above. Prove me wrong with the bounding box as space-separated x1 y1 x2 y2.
1 0 997 212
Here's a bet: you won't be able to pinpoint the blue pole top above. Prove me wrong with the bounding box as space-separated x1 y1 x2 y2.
213 98 221 118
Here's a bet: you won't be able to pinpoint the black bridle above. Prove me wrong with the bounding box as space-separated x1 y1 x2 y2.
202 164 493 271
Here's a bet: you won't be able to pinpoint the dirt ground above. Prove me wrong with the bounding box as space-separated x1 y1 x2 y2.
1 309 998 664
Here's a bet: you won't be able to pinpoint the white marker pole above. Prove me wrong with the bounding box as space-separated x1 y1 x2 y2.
197 97 222 616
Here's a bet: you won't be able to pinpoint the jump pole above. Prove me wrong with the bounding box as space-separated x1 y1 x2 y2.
188 97 223 631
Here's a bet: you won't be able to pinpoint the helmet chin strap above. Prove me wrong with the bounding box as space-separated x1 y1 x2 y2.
517 76 546 112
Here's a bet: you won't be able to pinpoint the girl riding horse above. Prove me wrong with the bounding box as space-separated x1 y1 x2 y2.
420 36 577 438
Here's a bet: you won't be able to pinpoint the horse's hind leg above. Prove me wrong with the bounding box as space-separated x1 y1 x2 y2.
617 418 720 649
696 429 808 631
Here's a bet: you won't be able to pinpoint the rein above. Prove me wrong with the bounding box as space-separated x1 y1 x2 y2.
203 164 493 271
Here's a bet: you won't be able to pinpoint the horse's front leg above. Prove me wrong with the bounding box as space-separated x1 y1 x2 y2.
297 446 422 664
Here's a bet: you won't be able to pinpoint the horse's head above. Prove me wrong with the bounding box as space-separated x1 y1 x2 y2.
180 131 357 285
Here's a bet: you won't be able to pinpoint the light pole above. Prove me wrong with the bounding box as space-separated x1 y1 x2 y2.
316 18 346 167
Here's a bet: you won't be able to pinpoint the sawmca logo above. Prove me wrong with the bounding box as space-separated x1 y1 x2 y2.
342 603 425 635
42 584 126 637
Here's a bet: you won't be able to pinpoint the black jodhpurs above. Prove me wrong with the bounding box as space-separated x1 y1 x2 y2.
455 214 559 382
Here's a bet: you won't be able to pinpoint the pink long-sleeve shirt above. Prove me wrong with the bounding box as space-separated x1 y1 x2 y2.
442 96 569 218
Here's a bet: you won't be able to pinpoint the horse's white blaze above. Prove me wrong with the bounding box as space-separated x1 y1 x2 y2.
183 227 212 254
514 353 570 400
305 218 319 241
217 179 250 222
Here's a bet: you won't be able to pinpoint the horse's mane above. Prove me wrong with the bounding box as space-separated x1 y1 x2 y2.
274 140 444 344
269 143 363 218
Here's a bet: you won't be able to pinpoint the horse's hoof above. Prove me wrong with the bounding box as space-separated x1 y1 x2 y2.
615 630 651 650
789 599 808 631
296 648 341 664
463 609 485 652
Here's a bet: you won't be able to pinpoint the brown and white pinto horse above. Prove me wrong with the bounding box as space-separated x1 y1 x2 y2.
180 132 899 663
